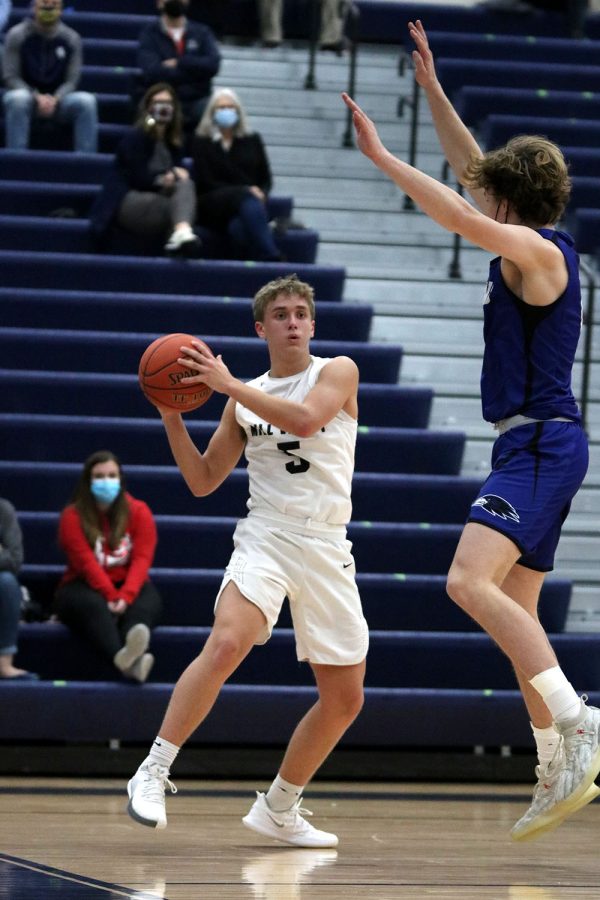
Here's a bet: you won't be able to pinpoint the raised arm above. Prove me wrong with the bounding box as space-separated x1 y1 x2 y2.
341 92 566 298
408 20 492 216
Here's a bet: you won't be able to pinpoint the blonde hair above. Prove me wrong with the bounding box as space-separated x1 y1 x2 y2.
195 87 250 138
253 275 315 322
463 135 571 226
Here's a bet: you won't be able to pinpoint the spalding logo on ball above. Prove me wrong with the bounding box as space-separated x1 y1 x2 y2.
138 333 213 412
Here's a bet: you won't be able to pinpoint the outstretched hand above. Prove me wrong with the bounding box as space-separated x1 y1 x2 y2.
408 20 438 91
341 92 386 163
178 340 234 395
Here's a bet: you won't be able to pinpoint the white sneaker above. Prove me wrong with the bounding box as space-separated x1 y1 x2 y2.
164 225 200 253
242 792 338 848
127 761 177 829
512 701 600 841
126 652 154 684
114 624 150 673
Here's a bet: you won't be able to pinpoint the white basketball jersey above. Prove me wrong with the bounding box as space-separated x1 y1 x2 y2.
235 356 357 526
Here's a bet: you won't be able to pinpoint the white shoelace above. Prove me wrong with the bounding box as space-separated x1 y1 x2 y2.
142 765 177 801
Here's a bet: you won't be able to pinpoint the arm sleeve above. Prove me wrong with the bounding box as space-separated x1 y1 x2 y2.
254 133 272 194
2 27 31 91
55 30 82 99
118 501 157 604
137 27 173 84
58 507 120 602
176 26 221 79
0 500 24 574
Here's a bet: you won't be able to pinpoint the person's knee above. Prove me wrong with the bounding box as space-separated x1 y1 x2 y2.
3 88 32 111
322 680 364 724
446 561 484 614
207 628 250 674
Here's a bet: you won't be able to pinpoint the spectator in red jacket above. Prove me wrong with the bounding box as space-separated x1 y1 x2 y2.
54 450 162 683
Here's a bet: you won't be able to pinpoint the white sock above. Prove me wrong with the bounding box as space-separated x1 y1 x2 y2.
145 736 180 770
531 723 560 768
265 774 304 812
529 666 582 725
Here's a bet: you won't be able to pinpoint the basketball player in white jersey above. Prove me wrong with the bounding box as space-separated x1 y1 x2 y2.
127 274 368 847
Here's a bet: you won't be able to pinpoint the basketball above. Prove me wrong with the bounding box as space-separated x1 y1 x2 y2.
138 333 213 412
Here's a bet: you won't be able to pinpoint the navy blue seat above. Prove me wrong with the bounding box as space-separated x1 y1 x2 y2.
0 179 293 222
14 624 600 691
0 150 112 184
0 679 559 748
20 562 571 633
17 510 462 574
436 59 600 100
0 250 346 301
0 461 480 523
0 214 320 263
481 115 600 152
0 414 465 475
454 86 600 131
413 32 600 67
0 287 371 341
0 327 402 384
566 208 600 255
82 39 139 68
561 147 600 179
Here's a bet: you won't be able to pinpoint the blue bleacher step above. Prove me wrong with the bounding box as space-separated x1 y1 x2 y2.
0 213 319 263
0 287 372 342
0 250 346 301
455 87 600 132
17 511 463 574
21 564 572 634
0 327 402 385
0 413 462 474
2 680 571 748
436 58 600 100
15 624 600 692
2 461 481 523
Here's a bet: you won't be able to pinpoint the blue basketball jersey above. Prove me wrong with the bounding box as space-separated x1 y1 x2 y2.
480 229 582 424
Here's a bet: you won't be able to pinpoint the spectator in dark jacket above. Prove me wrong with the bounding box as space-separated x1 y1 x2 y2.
135 0 220 135
0 497 38 680
90 82 199 256
192 87 282 261
2 0 97 152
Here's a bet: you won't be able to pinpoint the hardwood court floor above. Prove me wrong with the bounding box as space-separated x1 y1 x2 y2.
1 778 600 899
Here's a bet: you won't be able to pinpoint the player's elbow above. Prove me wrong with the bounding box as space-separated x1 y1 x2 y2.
293 414 321 439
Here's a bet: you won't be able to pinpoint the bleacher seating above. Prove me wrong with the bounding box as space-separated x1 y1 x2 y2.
454 86 600 132
0 0 590 758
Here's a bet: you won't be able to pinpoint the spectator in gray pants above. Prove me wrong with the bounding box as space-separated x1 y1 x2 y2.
0 497 38 681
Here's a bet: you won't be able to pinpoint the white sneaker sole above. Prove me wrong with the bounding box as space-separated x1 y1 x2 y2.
126 779 167 830
242 813 338 848
511 782 600 842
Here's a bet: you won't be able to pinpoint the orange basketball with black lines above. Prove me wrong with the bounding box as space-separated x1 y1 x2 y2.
138 333 213 412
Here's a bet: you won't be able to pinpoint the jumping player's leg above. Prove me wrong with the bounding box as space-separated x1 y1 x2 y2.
242 659 365 847
127 581 267 828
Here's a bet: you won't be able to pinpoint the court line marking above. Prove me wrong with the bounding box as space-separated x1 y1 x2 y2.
0 852 158 898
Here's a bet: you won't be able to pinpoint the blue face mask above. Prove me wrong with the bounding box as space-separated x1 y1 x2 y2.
213 107 239 129
91 478 121 505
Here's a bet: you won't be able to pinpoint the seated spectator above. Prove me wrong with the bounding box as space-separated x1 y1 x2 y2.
89 83 199 256
0 497 38 681
192 87 282 261
54 451 162 684
135 0 220 138
259 0 347 52
2 0 98 153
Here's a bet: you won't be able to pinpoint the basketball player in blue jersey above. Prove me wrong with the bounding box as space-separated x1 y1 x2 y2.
343 20 599 842
126 274 368 847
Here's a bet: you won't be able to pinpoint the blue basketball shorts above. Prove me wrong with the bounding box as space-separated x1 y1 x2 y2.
467 420 589 571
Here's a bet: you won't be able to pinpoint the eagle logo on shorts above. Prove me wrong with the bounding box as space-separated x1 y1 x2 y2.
472 494 520 523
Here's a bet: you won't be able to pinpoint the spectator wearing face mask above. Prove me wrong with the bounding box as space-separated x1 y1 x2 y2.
2 0 98 152
54 450 162 684
135 0 220 137
192 87 282 261
89 82 199 255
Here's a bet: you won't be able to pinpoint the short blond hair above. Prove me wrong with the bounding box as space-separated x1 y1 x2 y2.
253 274 315 322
